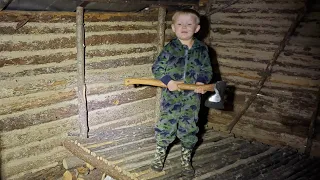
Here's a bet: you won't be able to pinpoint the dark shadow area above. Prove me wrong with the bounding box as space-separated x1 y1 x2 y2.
195 15 211 41
195 15 222 152
194 15 236 153
224 85 236 112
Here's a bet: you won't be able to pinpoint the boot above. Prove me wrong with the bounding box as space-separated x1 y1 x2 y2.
151 145 167 172
181 147 195 177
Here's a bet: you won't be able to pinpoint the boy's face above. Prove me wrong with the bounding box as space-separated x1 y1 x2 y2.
171 14 200 41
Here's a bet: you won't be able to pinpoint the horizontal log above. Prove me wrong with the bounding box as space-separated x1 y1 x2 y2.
211 27 287 36
0 64 77 80
85 64 153 84
0 23 157 35
87 87 156 112
210 33 284 45
239 115 308 138
86 56 155 70
0 89 76 116
80 123 155 145
278 54 320 69
215 47 274 61
88 97 155 126
211 8 301 14
0 82 151 132
2 134 77 164
289 36 320 47
232 124 307 152
2 146 71 178
86 46 156 59
1 116 78 149
0 52 155 80
218 61 266 72
0 104 78 132
0 73 77 99
89 111 154 132
270 73 320 87
0 10 158 23
84 0 198 6
0 50 76 68
0 33 157 51
0 43 154 67
272 66 320 79
210 14 293 28
210 41 278 52
5 163 64 180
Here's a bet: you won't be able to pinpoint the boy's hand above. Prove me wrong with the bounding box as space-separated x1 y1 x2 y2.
194 82 206 94
167 80 183 91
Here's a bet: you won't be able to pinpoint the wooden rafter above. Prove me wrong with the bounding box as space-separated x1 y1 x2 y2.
83 0 199 6
0 0 12 10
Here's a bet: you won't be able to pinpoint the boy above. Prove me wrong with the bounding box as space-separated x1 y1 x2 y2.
151 9 213 176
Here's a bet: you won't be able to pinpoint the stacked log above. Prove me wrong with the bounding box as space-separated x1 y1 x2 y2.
62 156 100 180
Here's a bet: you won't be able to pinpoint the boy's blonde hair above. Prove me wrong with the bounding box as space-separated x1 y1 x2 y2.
172 9 201 24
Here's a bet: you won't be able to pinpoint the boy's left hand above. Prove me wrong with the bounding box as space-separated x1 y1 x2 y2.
194 82 206 94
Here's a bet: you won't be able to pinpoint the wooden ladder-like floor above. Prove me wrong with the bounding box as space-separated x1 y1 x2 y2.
64 126 320 180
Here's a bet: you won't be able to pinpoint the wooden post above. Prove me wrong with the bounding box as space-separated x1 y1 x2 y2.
155 7 166 122
305 88 320 155
76 6 88 138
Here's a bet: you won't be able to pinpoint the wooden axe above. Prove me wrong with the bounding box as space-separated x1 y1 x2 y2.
124 78 226 109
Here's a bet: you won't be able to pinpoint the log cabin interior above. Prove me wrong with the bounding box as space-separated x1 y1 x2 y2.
0 0 320 179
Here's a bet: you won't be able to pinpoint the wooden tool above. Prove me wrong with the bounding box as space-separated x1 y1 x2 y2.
124 78 215 91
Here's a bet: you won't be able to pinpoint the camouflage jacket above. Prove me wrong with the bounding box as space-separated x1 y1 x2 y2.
152 38 212 85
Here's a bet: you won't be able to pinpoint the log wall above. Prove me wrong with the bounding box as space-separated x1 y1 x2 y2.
0 10 158 179
206 0 320 156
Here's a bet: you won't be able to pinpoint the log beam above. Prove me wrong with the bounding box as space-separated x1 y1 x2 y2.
83 0 198 6
63 140 136 180
76 6 88 138
155 6 166 123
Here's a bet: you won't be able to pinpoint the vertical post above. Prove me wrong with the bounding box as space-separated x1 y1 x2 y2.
76 6 88 138
155 7 166 122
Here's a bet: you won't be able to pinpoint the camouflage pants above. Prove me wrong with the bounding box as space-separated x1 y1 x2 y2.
155 89 201 149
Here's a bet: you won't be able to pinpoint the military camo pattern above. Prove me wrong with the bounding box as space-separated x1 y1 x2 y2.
152 38 213 149
181 147 194 176
151 145 167 171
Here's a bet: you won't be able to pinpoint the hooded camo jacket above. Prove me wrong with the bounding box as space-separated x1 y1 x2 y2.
152 38 212 86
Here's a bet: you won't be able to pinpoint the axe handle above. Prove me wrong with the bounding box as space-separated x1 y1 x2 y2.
124 78 214 92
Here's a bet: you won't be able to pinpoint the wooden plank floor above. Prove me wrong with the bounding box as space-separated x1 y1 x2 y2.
65 124 320 180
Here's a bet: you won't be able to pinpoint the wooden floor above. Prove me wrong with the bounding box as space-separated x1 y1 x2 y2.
64 125 320 180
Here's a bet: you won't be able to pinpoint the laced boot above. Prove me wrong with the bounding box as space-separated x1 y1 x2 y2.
151 145 167 172
181 147 195 177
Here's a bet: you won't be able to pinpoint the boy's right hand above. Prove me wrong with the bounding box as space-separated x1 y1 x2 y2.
167 80 183 91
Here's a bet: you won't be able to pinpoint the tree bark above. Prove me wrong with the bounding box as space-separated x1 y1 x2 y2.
155 7 166 123
76 6 88 138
